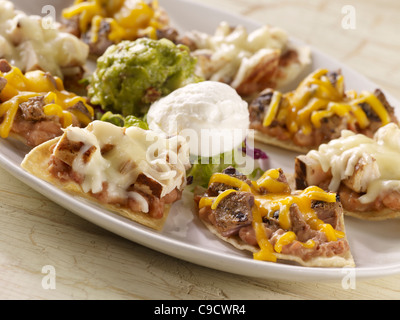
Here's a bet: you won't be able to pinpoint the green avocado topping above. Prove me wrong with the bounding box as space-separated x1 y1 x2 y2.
88 38 201 117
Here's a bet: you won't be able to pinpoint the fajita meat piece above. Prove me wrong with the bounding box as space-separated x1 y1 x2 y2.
201 191 254 237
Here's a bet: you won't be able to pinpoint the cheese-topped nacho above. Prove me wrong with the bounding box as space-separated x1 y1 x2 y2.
194 166 354 267
249 69 398 153
0 59 93 147
295 123 400 220
0 0 88 80
22 121 190 230
61 0 173 57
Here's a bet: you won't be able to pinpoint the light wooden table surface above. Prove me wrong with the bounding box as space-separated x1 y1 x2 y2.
1 0 400 300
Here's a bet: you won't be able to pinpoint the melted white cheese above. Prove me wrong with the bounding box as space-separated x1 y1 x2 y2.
306 123 400 203
128 191 149 213
0 0 88 78
187 22 288 84
186 21 310 89
63 121 190 200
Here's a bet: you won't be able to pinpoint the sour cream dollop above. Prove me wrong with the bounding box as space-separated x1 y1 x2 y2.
147 81 250 157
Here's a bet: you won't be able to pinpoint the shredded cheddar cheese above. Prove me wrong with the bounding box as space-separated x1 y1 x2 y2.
252 205 277 262
262 69 391 135
274 231 296 253
253 168 290 194
62 0 167 43
210 189 237 210
0 64 94 138
208 173 252 193
274 232 315 253
198 168 344 262
262 91 282 127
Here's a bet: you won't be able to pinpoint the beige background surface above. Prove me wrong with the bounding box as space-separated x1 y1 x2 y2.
1 0 400 300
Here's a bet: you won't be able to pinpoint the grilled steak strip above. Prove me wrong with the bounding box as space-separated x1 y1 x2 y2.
205 166 252 197
211 191 254 237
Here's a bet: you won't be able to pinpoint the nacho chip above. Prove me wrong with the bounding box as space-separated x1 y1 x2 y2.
194 166 355 267
249 69 398 153
21 121 190 230
295 123 400 221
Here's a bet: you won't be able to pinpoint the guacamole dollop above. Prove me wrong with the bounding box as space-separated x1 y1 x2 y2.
88 38 200 117
100 111 149 130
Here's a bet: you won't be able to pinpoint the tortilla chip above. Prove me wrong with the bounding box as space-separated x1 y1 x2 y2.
195 174 355 268
252 130 310 154
343 208 400 221
199 216 355 268
21 137 169 230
